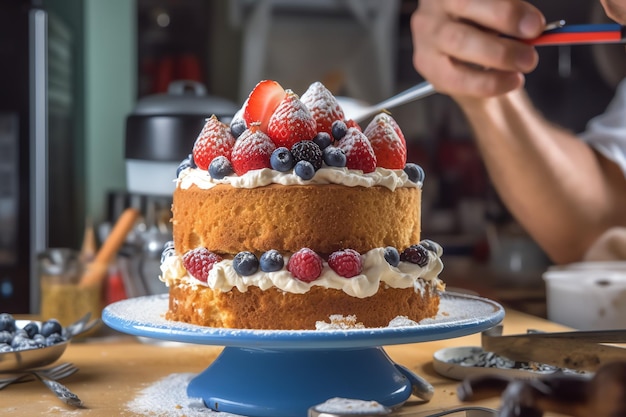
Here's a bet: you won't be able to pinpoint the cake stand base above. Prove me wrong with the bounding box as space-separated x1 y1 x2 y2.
187 346 432 417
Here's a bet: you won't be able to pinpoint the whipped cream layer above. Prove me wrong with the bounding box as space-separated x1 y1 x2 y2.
177 166 421 191
160 247 444 298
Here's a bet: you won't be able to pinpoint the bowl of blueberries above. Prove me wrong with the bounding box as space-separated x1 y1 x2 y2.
0 312 99 372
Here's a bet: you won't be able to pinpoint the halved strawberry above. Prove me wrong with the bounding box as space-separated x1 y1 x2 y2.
230 125 276 175
363 113 407 169
300 81 345 137
267 90 317 149
336 128 377 173
243 80 286 133
192 115 236 171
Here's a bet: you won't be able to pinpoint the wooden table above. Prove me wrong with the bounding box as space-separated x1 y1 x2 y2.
0 309 569 417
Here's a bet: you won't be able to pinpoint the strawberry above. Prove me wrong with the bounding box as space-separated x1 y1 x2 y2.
386 113 406 147
243 80 286 133
328 249 363 278
287 248 323 283
230 125 276 175
300 81 345 137
363 113 407 170
345 119 362 132
192 115 236 170
335 127 377 173
267 90 317 149
182 248 223 283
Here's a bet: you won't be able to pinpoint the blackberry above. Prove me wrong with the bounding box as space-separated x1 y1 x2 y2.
323 146 346 168
400 245 430 267
331 120 348 141
313 132 332 150
233 251 259 276
270 147 295 172
383 247 400 267
209 156 234 179
260 249 285 272
404 163 425 184
176 154 196 177
291 140 323 170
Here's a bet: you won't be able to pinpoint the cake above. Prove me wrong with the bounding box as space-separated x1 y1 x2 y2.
159 80 445 330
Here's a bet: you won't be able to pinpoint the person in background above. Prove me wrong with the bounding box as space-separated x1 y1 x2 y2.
411 0 626 265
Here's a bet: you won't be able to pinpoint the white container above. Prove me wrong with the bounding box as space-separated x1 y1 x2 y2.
126 159 178 196
543 262 626 330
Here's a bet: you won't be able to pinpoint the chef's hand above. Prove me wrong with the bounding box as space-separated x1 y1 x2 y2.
600 0 626 22
410 0 546 99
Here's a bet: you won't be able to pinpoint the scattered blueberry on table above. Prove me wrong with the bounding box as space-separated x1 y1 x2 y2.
0 313 68 353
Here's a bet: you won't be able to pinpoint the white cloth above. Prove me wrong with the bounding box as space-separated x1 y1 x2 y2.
579 78 626 178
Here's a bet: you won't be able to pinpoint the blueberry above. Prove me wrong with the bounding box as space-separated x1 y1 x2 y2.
33 334 46 346
294 160 315 180
176 154 196 177
40 319 63 338
160 241 176 264
420 239 441 255
270 147 295 172
0 330 11 344
291 141 323 170
331 120 348 141
400 244 430 267
46 333 65 346
11 334 28 349
404 163 425 183
230 117 247 139
23 322 39 338
384 247 400 267
232 251 259 276
0 343 11 352
0 313 16 333
209 156 234 179
259 250 285 272
313 132 332 150
13 338 38 351
323 147 347 168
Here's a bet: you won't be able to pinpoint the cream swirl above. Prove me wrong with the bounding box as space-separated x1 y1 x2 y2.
160 247 444 298
177 166 421 191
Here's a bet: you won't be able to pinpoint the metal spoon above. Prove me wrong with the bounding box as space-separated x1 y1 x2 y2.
349 81 436 123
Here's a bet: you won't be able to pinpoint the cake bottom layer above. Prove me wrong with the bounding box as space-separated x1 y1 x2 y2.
166 282 440 330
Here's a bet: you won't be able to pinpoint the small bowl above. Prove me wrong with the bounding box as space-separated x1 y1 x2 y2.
543 262 626 330
0 320 69 373
0 315 99 373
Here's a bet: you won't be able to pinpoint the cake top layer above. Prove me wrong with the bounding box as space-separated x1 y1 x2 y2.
174 80 425 188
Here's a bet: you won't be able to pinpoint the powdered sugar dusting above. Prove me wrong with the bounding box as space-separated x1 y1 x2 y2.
125 373 244 417
312 397 390 415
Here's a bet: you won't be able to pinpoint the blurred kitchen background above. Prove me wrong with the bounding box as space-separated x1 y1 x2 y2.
1 0 624 314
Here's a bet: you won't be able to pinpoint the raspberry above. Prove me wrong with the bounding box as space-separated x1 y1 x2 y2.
328 249 363 278
400 245 430 267
182 248 223 283
287 248 323 282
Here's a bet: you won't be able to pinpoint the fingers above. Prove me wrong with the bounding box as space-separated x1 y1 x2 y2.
411 0 546 99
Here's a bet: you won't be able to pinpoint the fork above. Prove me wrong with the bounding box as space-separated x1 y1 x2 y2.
0 362 78 390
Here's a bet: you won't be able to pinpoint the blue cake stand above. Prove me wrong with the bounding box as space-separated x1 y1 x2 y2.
103 293 504 417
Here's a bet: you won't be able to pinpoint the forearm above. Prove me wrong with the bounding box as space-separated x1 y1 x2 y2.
457 90 626 263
